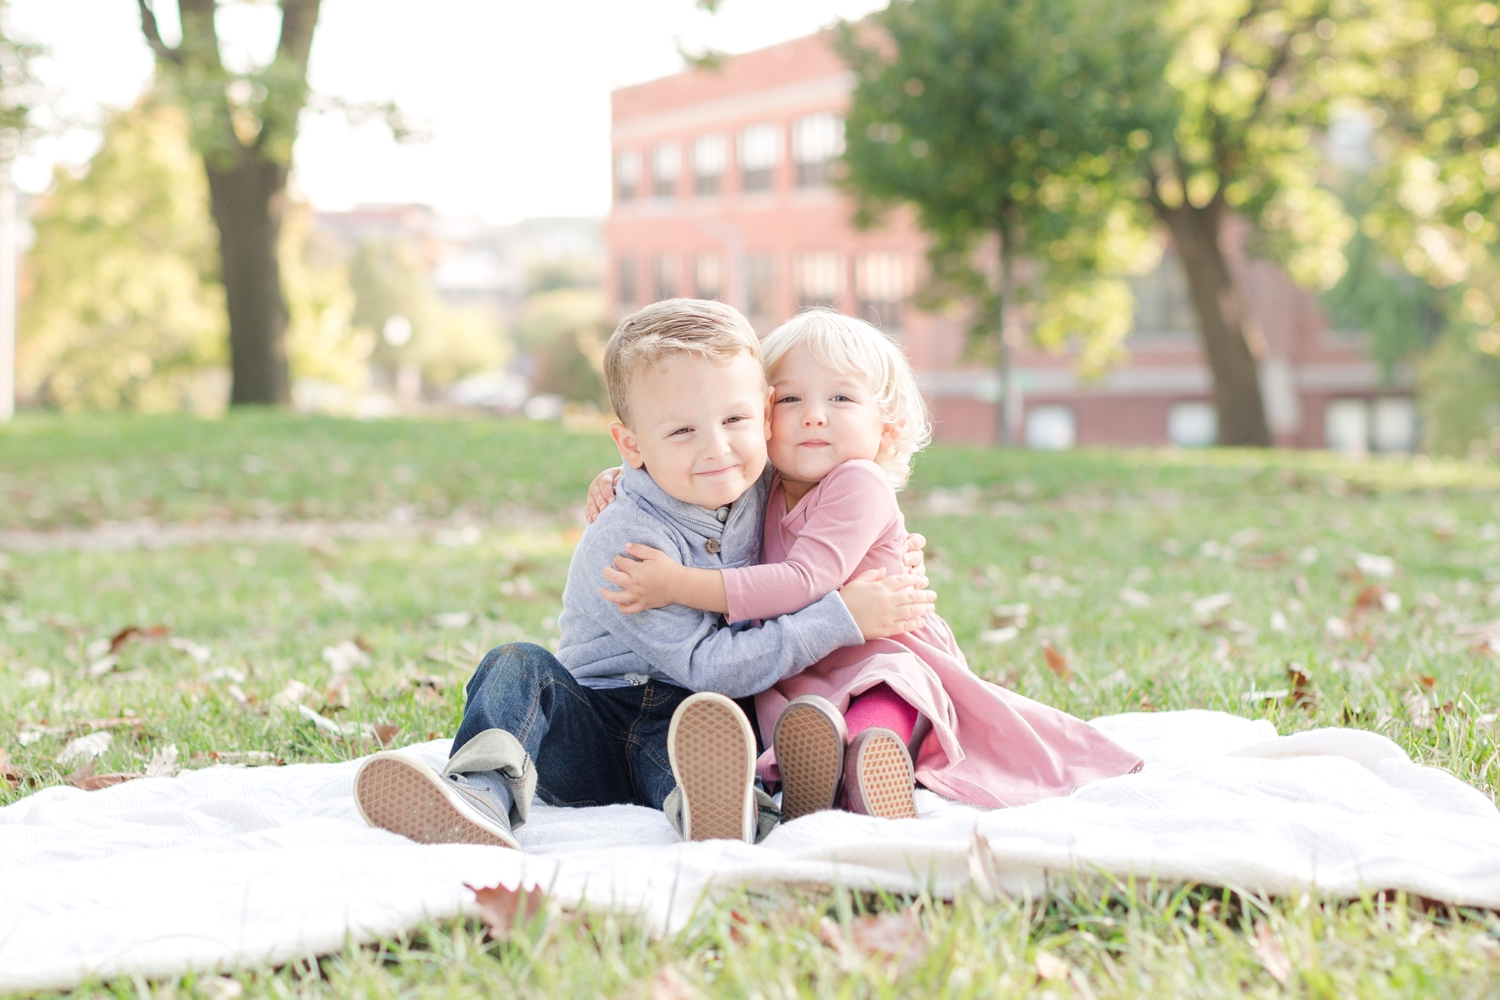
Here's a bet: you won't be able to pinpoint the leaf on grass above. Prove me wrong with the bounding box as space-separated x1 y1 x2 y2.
467 882 546 938
145 744 179 778
1034 950 1069 981
372 724 400 747
68 770 141 792
108 623 170 654
979 626 1019 645
1354 585 1386 614
1192 592 1234 618
1287 664 1316 711
57 731 112 767
991 602 1030 627
1251 923 1292 985
1042 644 1071 680
1119 588 1152 609
86 654 120 678
648 965 697 1000
433 611 475 629
819 909 928 975
1324 616 1350 641
1404 691 1434 728
168 636 212 665
1355 552 1397 579
322 640 370 675
207 750 282 766
274 679 316 707
0 748 25 788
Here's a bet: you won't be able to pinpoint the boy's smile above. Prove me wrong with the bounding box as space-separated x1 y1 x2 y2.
609 352 770 511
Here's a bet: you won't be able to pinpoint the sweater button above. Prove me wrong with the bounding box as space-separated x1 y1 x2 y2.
705 538 721 555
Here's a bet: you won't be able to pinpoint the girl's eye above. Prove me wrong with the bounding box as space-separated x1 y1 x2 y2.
832 394 854 403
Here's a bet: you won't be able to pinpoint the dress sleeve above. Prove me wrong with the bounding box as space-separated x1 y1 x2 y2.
721 461 900 622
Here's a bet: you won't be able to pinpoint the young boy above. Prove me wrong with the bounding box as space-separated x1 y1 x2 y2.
354 299 933 847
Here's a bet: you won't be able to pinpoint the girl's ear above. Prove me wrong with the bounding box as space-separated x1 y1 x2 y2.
764 386 775 440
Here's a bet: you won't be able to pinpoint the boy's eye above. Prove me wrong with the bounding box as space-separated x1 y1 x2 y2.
725 415 745 424
775 395 800 404
669 427 693 437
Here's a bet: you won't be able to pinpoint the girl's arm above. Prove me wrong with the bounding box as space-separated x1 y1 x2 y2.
719 461 902 622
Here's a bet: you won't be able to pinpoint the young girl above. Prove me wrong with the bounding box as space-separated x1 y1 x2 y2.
599 311 1141 820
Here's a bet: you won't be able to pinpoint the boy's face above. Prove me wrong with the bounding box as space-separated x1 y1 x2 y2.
609 352 770 511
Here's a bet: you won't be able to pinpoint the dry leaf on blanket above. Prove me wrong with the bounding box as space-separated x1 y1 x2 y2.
1251 923 1292 985
649 965 698 1000
967 829 1005 903
1042 644 1071 680
467 882 546 938
1034 950 1069 980
819 909 928 975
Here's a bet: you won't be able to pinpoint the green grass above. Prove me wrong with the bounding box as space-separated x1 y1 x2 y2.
4 412 1500 998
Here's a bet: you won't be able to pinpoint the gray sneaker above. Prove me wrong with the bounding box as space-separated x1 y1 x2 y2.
354 750 520 849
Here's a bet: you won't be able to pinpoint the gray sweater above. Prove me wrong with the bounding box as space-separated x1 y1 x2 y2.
555 464 863 698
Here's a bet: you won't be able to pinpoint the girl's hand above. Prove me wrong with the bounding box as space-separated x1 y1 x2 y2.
838 568 938 640
902 532 929 589
584 467 624 524
600 543 684 614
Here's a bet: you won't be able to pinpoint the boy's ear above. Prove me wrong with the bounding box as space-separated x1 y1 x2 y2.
610 421 646 469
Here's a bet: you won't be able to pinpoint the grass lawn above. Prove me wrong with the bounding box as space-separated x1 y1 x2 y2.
4 411 1500 998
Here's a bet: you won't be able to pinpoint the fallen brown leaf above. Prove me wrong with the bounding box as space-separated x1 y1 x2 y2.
467 882 546 938
1417 674 1437 690
649 965 697 1000
819 909 928 975
1251 923 1291 985
1042 644 1071 680
1034 950 1069 980
0 748 24 788
372 724 400 747
1287 664 1316 711
1354 585 1386 615
65 759 142 792
108 623 170 654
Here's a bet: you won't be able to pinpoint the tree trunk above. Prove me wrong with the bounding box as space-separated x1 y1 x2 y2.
207 156 290 406
994 210 1016 447
1155 199 1272 447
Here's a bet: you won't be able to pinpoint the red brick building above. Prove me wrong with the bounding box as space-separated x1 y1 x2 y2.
606 32 1414 452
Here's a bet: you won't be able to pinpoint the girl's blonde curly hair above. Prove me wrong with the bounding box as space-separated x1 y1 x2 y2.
759 310 932 490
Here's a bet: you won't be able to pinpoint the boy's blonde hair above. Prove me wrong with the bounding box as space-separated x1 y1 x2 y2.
760 310 932 490
603 298 763 426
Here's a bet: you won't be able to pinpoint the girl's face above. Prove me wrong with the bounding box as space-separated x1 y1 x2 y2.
767 344 894 486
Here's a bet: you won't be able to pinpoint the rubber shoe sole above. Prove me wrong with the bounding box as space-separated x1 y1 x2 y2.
845 728 918 819
668 692 756 842
773 695 847 822
354 751 520 849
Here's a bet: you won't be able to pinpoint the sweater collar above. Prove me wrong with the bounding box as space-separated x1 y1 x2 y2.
618 463 735 536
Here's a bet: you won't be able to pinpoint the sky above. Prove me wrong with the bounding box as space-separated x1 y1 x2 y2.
9 0 887 224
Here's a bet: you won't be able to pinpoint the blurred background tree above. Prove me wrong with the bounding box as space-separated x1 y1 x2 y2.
509 266 608 407
136 0 324 407
839 0 1170 444
18 97 226 412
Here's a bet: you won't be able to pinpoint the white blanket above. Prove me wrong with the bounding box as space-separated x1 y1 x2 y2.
3 710 1498 992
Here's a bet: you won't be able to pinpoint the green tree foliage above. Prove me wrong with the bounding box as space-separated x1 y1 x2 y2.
838 0 1167 442
18 98 226 412
346 238 506 392
19 95 375 412
511 288 609 406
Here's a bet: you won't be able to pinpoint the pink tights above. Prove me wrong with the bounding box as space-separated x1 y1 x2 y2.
844 683 919 745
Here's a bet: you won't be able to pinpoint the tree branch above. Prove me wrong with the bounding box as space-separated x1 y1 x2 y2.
135 0 182 65
276 0 321 73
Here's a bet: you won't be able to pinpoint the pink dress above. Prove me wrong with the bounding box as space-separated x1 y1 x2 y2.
722 460 1141 809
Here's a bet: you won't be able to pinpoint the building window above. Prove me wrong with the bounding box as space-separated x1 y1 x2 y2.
855 251 913 330
1324 397 1416 455
792 113 845 187
652 141 680 198
1372 396 1416 452
616 149 640 203
1168 401 1217 447
1130 251 1197 337
739 123 780 193
1324 399 1368 456
1025 405 1077 450
694 133 726 196
694 254 723 300
652 254 679 300
792 251 843 308
617 257 638 310
746 254 777 318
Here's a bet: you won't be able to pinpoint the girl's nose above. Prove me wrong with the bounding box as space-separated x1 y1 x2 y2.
804 407 827 426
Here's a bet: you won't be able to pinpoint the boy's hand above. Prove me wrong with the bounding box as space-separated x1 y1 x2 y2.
902 532 929 589
600 543 683 614
839 568 937 640
584 467 624 524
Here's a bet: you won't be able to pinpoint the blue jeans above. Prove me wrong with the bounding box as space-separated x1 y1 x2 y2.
452 643 762 811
